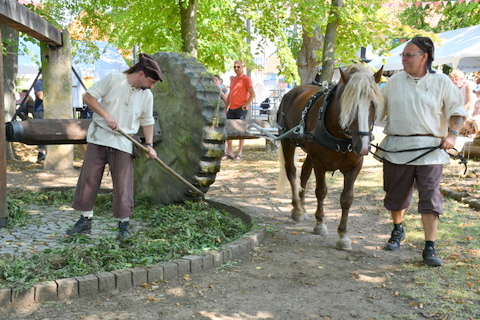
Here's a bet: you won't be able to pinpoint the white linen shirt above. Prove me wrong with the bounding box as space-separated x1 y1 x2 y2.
375 71 467 165
86 73 155 154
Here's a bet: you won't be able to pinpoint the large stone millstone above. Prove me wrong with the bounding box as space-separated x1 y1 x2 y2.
133 52 226 204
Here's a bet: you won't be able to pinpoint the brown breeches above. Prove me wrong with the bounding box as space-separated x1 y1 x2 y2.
72 143 134 219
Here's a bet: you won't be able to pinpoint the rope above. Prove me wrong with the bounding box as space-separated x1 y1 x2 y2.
371 144 468 174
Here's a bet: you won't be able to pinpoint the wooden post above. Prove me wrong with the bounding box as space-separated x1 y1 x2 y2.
0 29 8 227
42 30 74 170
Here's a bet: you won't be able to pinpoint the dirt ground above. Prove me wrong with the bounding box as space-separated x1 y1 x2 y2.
0 141 474 320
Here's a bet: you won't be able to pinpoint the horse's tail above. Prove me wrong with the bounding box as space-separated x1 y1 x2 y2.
278 144 299 195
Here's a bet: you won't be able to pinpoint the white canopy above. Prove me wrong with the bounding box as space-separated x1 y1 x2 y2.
18 41 129 81
368 25 480 72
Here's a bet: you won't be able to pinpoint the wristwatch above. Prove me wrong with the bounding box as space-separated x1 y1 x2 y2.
448 129 458 136
145 143 154 147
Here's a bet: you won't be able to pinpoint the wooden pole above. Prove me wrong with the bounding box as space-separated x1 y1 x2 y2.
0 29 8 227
117 128 205 199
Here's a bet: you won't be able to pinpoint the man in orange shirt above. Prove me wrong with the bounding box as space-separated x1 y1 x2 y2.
224 60 256 160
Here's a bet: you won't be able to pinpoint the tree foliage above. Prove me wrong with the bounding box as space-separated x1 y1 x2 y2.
398 2 480 33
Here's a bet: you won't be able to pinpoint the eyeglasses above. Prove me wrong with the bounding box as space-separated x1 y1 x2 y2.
399 52 425 58
233 66 242 69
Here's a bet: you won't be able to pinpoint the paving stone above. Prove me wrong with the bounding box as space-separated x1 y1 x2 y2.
211 250 224 267
75 274 99 297
183 255 203 274
172 258 191 276
130 267 148 288
111 269 132 291
97 272 115 293
159 262 178 281
35 281 58 302
202 254 214 270
56 278 78 300
147 264 164 283
0 288 12 306
11 287 35 306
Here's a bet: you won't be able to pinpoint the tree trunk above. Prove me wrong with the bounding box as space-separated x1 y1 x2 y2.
179 0 198 58
319 0 343 83
1 25 19 160
296 25 323 85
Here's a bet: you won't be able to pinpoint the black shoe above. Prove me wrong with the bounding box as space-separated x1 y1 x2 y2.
117 221 131 241
384 229 406 251
36 153 46 164
66 216 92 235
422 247 442 267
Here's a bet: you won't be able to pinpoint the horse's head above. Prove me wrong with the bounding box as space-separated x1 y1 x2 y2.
337 64 384 156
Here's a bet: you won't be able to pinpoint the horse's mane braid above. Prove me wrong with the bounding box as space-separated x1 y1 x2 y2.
339 64 384 129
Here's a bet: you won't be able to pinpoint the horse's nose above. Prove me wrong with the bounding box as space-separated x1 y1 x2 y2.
356 136 370 156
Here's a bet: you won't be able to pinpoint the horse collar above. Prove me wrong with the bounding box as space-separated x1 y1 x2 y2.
312 86 353 153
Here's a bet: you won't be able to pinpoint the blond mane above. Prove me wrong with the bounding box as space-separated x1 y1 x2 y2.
338 64 384 129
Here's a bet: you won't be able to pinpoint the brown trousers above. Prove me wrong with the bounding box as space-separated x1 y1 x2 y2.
72 143 134 219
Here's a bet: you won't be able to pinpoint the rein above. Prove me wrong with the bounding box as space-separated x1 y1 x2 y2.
371 144 468 174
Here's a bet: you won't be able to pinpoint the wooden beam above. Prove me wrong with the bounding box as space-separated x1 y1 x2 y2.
0 0 62 46
0 30 8 226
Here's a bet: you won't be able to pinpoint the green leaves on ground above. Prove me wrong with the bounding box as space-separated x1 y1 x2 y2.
0 192 252 292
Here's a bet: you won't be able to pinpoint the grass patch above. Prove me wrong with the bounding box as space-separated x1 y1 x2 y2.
0 191 252 292
395 197 480 319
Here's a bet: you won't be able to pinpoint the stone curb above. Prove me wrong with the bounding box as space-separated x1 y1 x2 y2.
0 199 266 307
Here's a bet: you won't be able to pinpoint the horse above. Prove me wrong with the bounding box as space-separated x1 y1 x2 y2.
277 63 384 250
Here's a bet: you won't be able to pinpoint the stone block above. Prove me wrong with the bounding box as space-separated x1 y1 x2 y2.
130 267 148 287
147 264 164 283
56 278 78 300
111 269 132 291
202 254 214 271
221 246 233 261
0 288 11 307
75 274 98 297
11 287 35 306
97 272 115 293
35 281 57 302
211 250 224 267
183 255 203 274
159 262 178 281
172 259 191 276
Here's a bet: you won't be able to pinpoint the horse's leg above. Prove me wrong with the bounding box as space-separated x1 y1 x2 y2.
280 141 305 221
313 169 328 236
336 161 363 251
299 155 313 220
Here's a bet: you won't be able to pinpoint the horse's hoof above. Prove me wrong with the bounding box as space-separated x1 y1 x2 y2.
336 238 353 251
313 224 328 236
291 214 304 222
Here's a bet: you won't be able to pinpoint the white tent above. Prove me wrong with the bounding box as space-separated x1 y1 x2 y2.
368 25 480 72
18 40 129 81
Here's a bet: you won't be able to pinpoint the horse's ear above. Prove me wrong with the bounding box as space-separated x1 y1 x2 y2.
373 66 384 84
339 68 348 85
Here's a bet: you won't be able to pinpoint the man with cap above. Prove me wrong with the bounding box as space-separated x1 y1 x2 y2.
66 53 163 240
374 36 466 266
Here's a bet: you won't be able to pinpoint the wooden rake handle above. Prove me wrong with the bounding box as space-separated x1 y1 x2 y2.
117 128 205 199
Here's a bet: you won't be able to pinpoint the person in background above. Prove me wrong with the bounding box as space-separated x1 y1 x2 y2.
374 36 466 267
16 89 35 120
449 69 476 118
223 61 256 160
34 79 46 164
66 53 162 241
214 75 228 104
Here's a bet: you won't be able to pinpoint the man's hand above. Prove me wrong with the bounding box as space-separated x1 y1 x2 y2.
146 145 157 159
441 132 457 150
105 117 118 130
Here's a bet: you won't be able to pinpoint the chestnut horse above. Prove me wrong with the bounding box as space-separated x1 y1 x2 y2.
277 63 384 250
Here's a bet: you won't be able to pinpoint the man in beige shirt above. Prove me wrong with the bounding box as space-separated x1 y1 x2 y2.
375 36 466 267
